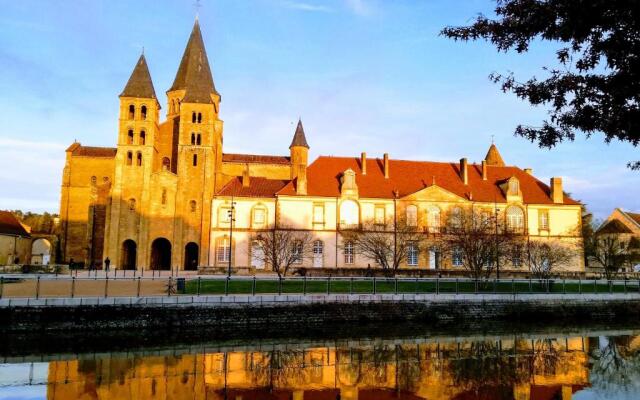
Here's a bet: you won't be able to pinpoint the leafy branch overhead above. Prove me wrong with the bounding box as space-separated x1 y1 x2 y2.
441 0 640 168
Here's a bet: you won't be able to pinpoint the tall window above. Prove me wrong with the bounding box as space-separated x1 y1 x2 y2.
126 151 133 166
193 154 198 166
375 206 385 226
292 240 303 264
141 105 147 120
252 206 266 228
196 133 201 145
344 241 355 264
449 206 463 229
407 242 419 266
127 130 134 144
512 245 523 268
427 206 441 233
191 133 196 145
140 131 146 145
452 247 463 267
339 200 359 229
192 112 197 123
506 206 524 232
197 112 202 123
539 210 550 230
190 200 196 213
128 104 135 120
313 204 325 226
217 238 230 263
406 205 418 227
136 152 142 166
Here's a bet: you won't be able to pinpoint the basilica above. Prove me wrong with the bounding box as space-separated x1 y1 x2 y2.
59 20 584 273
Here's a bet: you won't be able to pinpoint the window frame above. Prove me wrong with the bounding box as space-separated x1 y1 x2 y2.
344 241 355 265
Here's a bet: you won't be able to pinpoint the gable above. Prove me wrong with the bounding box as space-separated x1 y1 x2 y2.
402 185 467 202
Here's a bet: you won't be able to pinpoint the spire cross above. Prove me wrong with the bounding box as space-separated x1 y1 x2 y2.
491 134 495 144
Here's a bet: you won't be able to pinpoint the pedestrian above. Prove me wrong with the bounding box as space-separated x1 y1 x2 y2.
104 257 111 272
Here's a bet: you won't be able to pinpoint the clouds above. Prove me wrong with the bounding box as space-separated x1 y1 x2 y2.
277 0 374 16
281 1 333 13
344 0 373 16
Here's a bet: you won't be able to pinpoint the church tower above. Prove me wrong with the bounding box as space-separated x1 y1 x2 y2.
290 119 310 195
166 19 223 268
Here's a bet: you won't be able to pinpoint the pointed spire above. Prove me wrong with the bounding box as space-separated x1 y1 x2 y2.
289 119 310 149
169 19 219 103
120 54 157 99
484 143 505 167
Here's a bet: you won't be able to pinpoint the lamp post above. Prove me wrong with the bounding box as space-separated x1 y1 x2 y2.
227 195 236 277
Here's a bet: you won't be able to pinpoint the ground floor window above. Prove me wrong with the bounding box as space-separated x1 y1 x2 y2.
216 238 230 263
452 247 463 267
407 242 419 266
344 241 354 265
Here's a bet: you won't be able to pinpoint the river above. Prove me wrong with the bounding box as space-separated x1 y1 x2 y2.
1 326 639 399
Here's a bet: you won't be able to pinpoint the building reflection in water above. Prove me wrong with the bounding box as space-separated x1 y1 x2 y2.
44 336 596 400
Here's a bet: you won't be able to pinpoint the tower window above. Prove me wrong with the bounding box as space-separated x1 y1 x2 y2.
128 104 135 120
141 105 147 120
190 200 196 212
193 154 198 166
126 152 133 166
136 152 142 166
196 133 201 145
140 131 146 145
162 157 170 171
128 198 136 211
197 112 202 123
192 112 196 123
191 133 196 145
127 130 134 144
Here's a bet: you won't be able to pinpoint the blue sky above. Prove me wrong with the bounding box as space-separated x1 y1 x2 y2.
0 0 637 219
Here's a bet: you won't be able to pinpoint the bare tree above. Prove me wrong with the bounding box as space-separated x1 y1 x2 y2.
253 229 314 278
590 235 636 279
340 219 424 276
439 208 518 280
524 240 574 282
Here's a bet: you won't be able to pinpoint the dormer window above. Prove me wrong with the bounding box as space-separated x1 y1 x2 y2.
508 178 520 195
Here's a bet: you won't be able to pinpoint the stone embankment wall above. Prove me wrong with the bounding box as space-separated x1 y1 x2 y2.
2 293 640 332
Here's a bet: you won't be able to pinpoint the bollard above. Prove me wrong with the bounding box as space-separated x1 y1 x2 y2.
278 277 282 295
253 277 257 296
104 277 109 298
394 278 398 294
302 276 306 295
512 279 515 294
373 277 376 295
197 277 202 296
350 277 353 295
326 277 331 295
36 276 41 299
578 278 582 294
71 277 75 298
168 276 172 297
224 277 229 296
563 279 566 294
455 278 459 295
137 277 141 297
436 278 439 295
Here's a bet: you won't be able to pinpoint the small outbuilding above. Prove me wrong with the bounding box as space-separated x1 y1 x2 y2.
0 210 31 265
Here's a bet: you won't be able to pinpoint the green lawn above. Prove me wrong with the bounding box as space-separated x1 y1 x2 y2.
181 278 640 296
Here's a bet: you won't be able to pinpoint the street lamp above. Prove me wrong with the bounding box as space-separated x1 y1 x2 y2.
227 195 236 277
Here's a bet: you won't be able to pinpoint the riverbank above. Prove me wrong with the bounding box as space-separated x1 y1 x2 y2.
3 292 640 333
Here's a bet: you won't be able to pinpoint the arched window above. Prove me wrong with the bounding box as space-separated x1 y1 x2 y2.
406 205 418 227
128 198 136 211
427 206 441 233
127 129 134 144
162 157 170 171
344 241 355 264
136 152 142 166
217 237 230 263
449 206 463 229
128 104 135 119
140 131 146 145
189 200 196 212
126 151 133 166
506 206 524 232
196 133 201 145
339 200 359 229
192 154 198 167
141 105 147 120
192 112 197 123
197 112 202 123
161 189 167 205
191 133 196 145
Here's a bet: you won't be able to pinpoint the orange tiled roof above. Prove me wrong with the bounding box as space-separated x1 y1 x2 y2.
277 156 579 205
67 144 117 158
222 153 290 165
626 212 640 226
0 211 30 237
217 177 289 198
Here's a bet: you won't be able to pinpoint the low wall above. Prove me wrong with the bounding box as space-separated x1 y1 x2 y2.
2 293 640 332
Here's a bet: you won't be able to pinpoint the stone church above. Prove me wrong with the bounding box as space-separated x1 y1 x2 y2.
59 20 585 273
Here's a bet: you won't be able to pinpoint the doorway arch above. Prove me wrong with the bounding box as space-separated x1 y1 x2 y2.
184 242 199 270
150 238 172 270
121 239 137 270
31 238 52 265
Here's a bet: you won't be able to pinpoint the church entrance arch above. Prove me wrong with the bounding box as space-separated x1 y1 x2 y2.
121 239 137 270
184 242 199 270
150 238 172 270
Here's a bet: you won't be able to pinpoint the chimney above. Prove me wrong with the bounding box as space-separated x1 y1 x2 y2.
361 152 367 175
550 177 563 203
383 153 389 179
524 168 533 175
242 164 250 188
459 158 468 185
481 160 488 181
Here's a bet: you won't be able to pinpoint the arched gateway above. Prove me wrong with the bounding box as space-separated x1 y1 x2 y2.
150 238 172 270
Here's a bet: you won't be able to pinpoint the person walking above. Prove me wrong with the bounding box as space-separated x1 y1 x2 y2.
104 257 111 272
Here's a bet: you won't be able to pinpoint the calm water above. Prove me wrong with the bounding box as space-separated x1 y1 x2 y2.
1 330 640 400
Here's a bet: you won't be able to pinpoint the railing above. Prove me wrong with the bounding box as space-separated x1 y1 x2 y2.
1 275 639 300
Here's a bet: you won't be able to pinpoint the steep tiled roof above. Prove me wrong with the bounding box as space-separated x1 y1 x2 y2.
484 144 506 167
222 153 291 165
277 156 580 205
289 119 310 149
0 211 30 237
120 54 157 100
67 144 117 158
169 19 218 103
217 177 289 198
